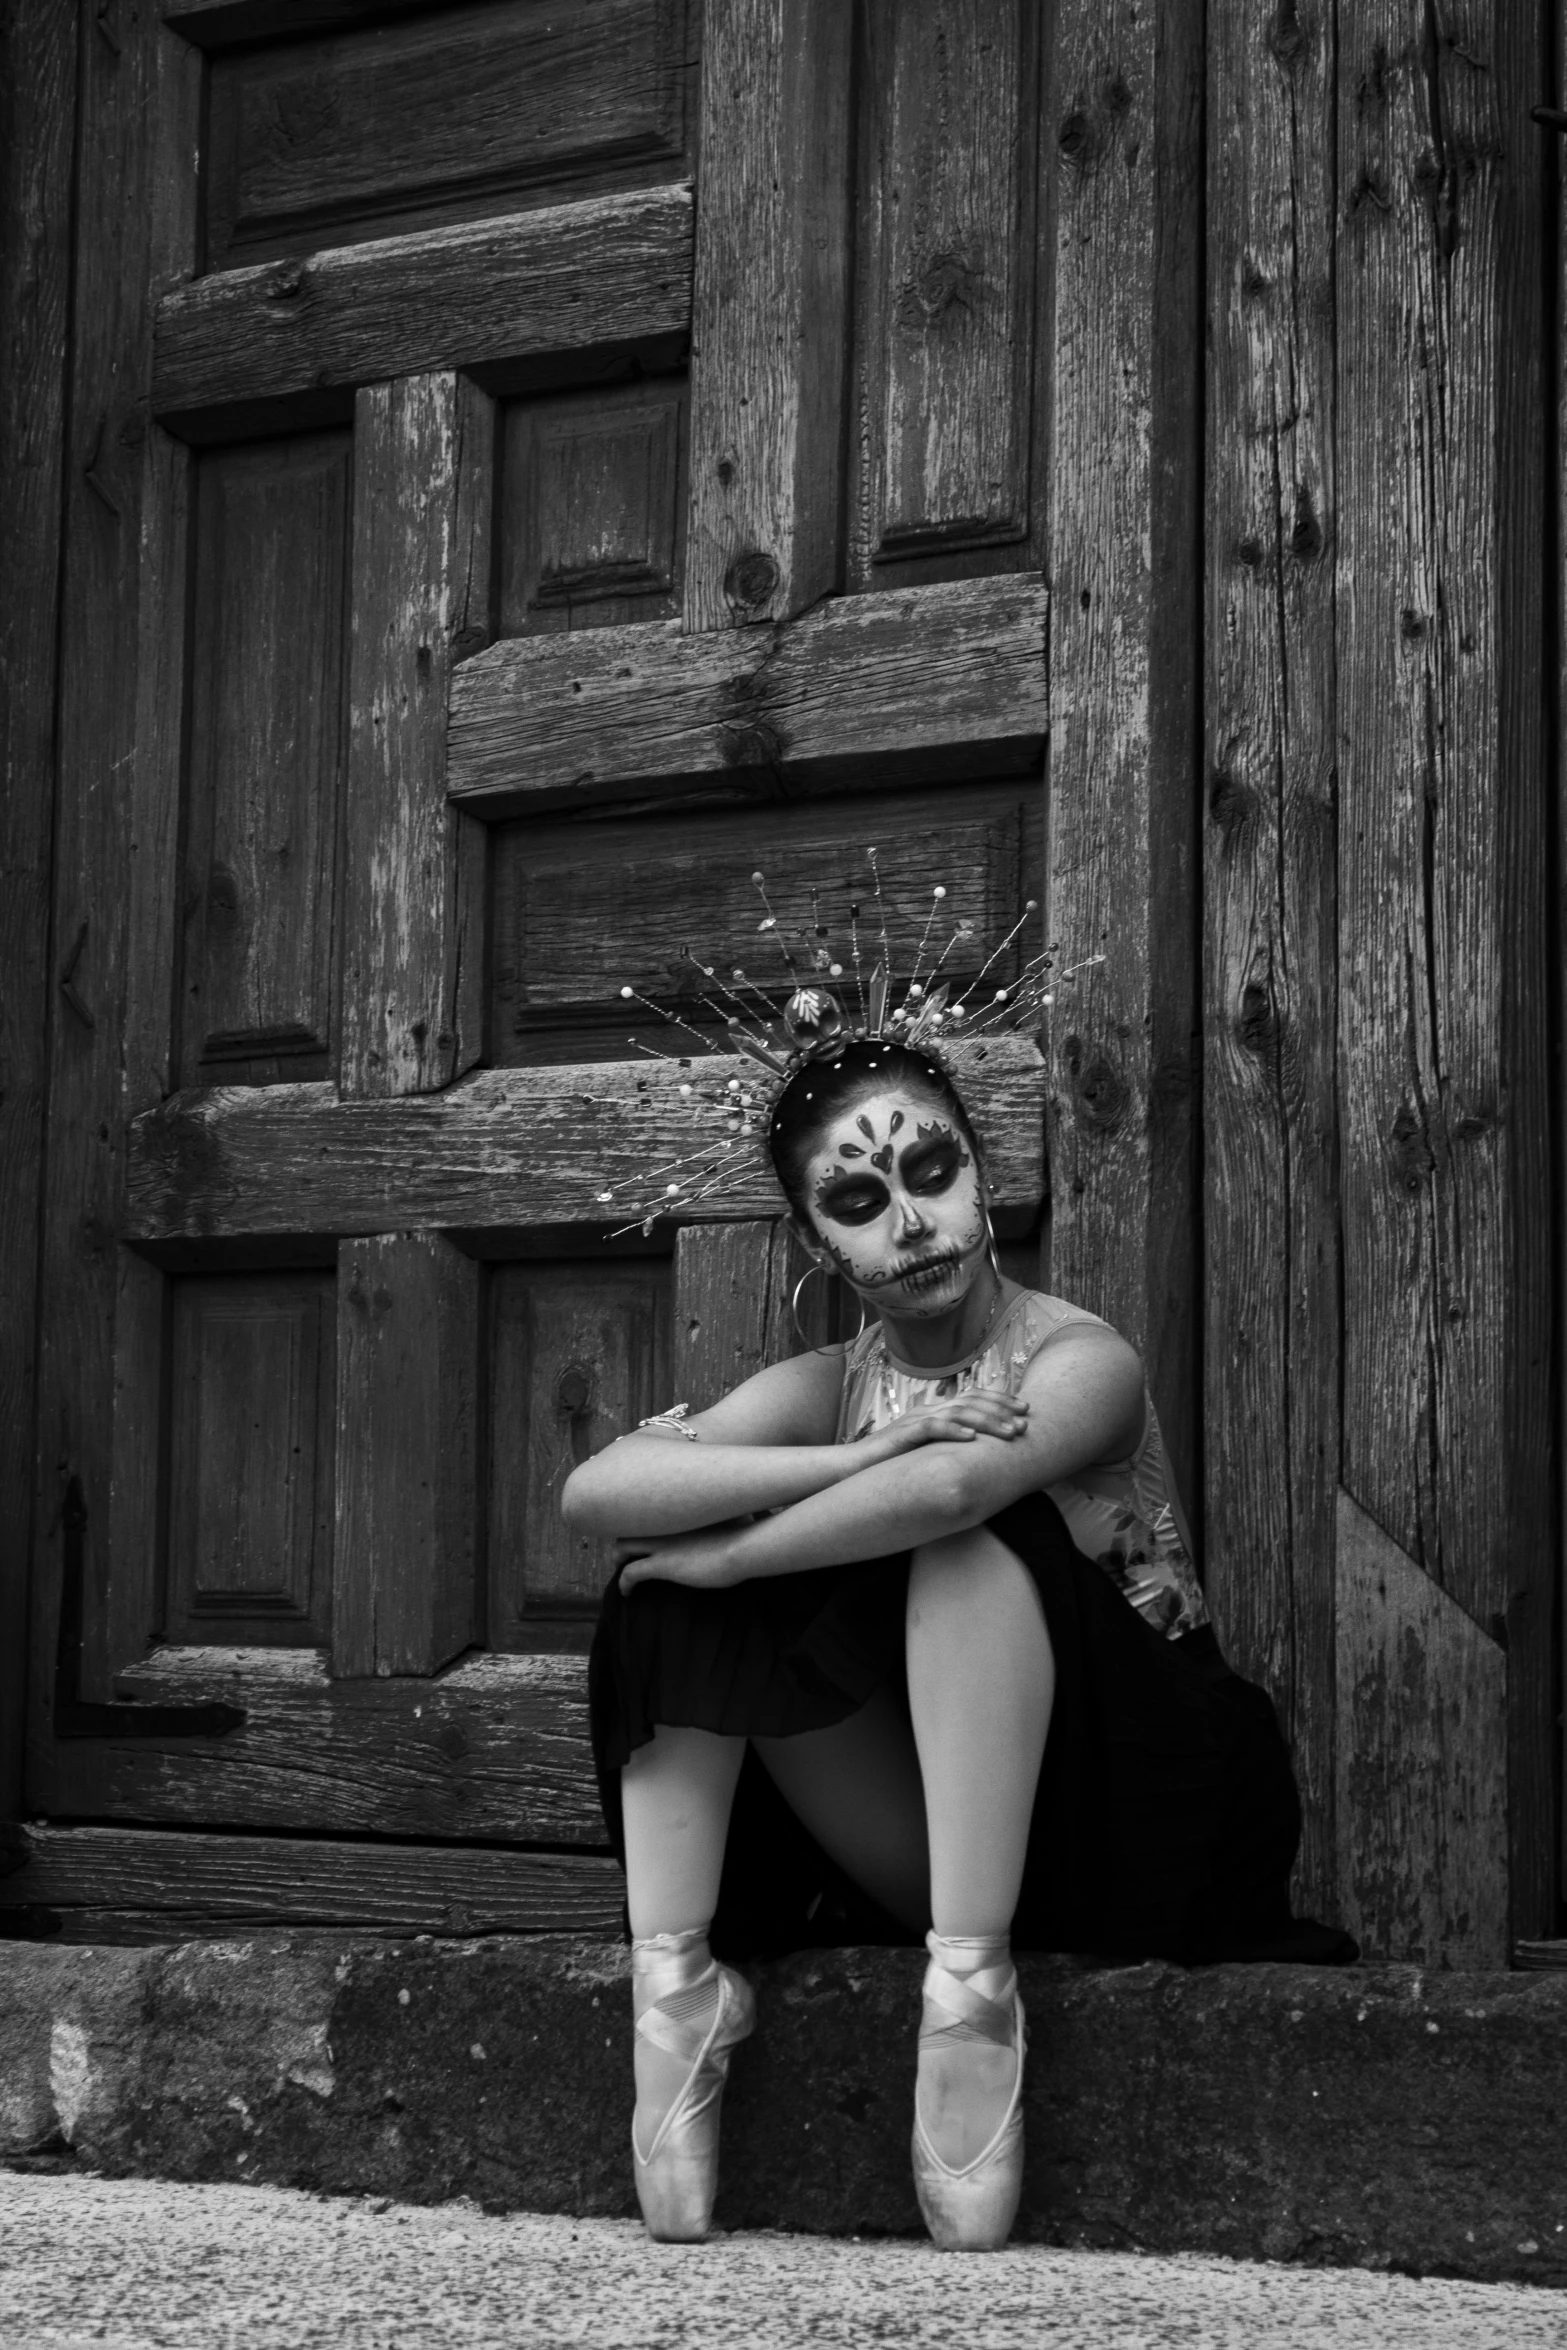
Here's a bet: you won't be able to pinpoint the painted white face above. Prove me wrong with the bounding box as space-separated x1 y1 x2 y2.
798 1084 988 1319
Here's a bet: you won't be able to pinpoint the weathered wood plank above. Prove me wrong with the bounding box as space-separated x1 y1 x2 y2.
1335 1489 1507 1968
1335 0 1551 1939
333 1235 480 1679
204 0 692 269
0 1825 622 1939
1045 0 1203 1502
1201 0 1337 1917
343 375 488 1096
848 0 1041 588
498 375 688 636
0 0 77 1807
151 185 694 432
125 1039 1048 1242
672 1219 822 1410
684 0 853 629
31 1649 604 1844
448 576 1050 810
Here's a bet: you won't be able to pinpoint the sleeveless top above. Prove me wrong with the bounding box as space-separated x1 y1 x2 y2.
836 1286 1209 1641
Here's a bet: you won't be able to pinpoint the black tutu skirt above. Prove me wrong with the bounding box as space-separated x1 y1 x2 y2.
589 1491 1357 1966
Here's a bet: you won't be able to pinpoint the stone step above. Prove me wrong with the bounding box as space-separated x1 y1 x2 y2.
0 1936 1562 2289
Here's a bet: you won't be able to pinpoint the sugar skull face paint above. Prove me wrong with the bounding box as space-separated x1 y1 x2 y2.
799 1085 989 1318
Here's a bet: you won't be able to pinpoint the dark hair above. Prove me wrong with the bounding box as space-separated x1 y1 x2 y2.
766 1040 982 1215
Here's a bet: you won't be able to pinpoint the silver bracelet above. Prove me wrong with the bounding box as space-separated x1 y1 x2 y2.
634 1403 701 1443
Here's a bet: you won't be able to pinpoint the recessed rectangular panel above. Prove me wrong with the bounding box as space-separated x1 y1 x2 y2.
491 786 1041 1061
489 1259 669 1641
166 1270 336 1646
180 431 350 1087
204 0 694 270
848 0 1039 586
499 377 687 635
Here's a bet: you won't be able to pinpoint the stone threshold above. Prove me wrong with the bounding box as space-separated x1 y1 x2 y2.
0 1935 1562 2289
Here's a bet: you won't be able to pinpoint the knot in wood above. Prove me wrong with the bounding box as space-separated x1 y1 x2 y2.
896 252 978 330
1058 109 1094 167
1238 979 1276 1055
1388 1101 1435 1193
724 550 779 610
1062 1037 1129 1134
1208 769 1259 857
263 260 311 306
1290 488 1324 563
1268 0 1308 69
556 1364 594 1417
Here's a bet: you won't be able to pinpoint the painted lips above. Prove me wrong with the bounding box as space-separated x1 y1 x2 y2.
896 1251 965 1294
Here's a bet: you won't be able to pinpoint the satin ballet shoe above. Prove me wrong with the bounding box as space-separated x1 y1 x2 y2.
631 1938 756 2242
911 1937 1026 2252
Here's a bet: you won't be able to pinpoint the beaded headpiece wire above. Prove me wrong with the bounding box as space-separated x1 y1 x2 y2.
594 850 1102 1235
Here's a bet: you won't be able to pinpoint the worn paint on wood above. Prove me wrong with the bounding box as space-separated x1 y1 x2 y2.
151 185 694 430
684 0 853 628
0 0 77 1808
181 432 352 1085
1334 0 1552 1936
204 0 693 268
1045 0 1202 1501
333 1235 480 1680
1335 1488 1507 1968
499 375 688 636
449 577 1050 811
849 0 1040 587
125 1039 1048 1244
1201 0 1338 1915
343 374 487 1097
0 1824 621 1939
488 1257 669 1638
33 1648 603 1844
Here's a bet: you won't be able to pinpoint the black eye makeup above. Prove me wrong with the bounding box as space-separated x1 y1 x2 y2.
814 1170 890 1225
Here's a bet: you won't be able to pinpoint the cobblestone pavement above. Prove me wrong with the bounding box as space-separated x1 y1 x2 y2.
0 2174 1562 2350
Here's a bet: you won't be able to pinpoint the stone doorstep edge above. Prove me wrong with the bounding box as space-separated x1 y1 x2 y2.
0 1937 1563 2290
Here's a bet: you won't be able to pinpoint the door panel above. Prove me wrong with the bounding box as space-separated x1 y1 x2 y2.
498 375 689 636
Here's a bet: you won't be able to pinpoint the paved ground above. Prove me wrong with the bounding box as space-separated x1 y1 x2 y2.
0 2175 1563 2350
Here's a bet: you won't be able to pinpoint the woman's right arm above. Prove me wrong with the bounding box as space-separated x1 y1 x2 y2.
559 1350 1028 1537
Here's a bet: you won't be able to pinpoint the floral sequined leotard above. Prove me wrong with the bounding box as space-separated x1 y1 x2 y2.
835 1286 1208 1640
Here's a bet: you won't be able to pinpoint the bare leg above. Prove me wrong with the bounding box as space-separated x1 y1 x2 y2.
754 1686 931 1931
906 1527 1054 2170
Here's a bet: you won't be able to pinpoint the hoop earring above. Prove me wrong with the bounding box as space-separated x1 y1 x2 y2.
791 1263 868 1356
982 1203 1003 1281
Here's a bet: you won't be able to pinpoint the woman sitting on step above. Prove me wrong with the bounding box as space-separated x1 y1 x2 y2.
564 966 1352 2252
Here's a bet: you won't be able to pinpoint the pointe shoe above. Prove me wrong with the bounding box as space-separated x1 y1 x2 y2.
632 1956 755 2241
911 1948 1026 2252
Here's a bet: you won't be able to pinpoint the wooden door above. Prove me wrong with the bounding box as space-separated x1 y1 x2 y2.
21 0 1208 1941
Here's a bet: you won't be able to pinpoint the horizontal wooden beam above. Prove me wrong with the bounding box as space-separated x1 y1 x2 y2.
446 576 1049 811
0 1822 622 1938
151 185 693 431
125 1038 1047 1244
31 1647 605 1843
163 0 439 48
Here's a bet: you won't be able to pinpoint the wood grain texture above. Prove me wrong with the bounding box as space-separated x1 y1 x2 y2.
849 0 1040 586
33 1648 603 1843
0 1824 622 1938
165 1270 336 1646
1201 0 1338 1916
343 375 488 1096
1045 0 1202 1503
0 0 77 1810
448 576 1050 811
489 1258 669 1636
672 1220 819 1410
333 1235 480 1680
1335 0 1552 1936
683 0 854 628
490 787 1035 1060
27 13 201 1739
205 0 692 269
126 1038 1048 1243
151 185 694 431
499 375 688 636
180 431 352 1086
1335 1488 1508 1966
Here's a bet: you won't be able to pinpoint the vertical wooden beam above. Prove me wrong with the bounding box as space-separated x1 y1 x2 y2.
0 0 78 1802
1044 0 1204 1502
1336 0 1552 1947
1557 0 1567 1921
332 1233 480 1679
342 370 490 1096
672 1220 823 1411
1202 4 1339 1914
683 0 855 631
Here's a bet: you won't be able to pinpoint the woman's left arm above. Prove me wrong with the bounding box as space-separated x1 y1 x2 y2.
617 1326 1145 1591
